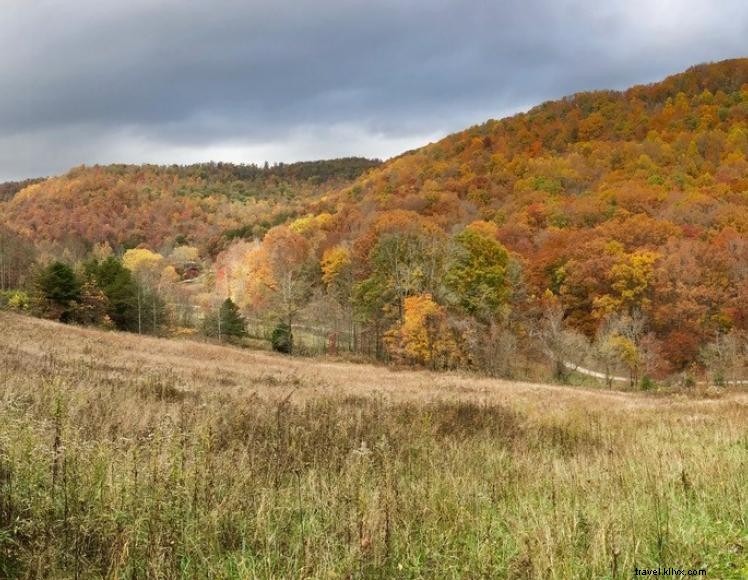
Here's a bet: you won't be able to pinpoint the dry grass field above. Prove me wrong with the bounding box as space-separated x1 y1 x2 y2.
0 311 746 578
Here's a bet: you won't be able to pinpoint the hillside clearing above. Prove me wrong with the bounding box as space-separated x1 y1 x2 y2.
3 312 744 410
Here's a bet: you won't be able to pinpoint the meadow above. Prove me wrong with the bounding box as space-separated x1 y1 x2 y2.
0 312 746 578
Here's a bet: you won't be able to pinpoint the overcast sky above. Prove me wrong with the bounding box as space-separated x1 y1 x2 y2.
1 0 746 181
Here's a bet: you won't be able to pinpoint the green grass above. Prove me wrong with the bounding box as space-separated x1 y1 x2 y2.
0 313 746 578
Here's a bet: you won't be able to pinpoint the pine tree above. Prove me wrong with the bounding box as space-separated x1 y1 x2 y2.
219 298 247 339
271 322 293 354
85 257 139 332
202 298 247 342
34 261 81 322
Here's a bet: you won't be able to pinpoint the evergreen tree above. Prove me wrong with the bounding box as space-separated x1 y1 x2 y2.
219 298 247 339
271 322 293 354
202 298 247 342
69 281 111 327
35 261 81 322
85 257 139 331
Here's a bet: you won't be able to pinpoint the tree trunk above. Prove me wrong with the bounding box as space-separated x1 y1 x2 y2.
137 288 142 335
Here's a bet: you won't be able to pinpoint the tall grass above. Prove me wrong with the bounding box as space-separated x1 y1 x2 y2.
0 313 746 578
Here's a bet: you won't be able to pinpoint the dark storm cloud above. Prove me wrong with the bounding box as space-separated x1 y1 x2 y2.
1 0 746 180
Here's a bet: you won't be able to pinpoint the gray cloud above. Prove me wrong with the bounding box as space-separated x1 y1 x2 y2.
1 0 746 180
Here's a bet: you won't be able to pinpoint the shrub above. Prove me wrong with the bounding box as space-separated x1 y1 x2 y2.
271 322 293 354
640 375 655 391
0 290 30 311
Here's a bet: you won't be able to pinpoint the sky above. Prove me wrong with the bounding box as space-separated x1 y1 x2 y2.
1 0 746 181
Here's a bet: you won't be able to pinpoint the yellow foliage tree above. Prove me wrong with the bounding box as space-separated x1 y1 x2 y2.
386 294 458 368
594 250 659 317
609 335 641 387
170 245 199 264
123 248 163 276
320 245 351 288
289 213 334 235
160 265 180 285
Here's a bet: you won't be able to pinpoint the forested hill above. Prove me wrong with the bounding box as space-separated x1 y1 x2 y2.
214 58 747 376
2 59 747 381
0 158 380 255
0 178 46 203
328 58 748 220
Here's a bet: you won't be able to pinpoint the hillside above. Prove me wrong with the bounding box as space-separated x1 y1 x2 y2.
0 158 380 255
210 58 748 377
0 311 673 406
0 178 46 203
2 59 747 380
1 311 746 577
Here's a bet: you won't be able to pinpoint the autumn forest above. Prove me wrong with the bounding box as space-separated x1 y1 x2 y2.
2 59 747 387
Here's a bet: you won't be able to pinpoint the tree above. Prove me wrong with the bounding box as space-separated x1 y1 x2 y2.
69 281 111 327
701 330 746 386
355 219 448 337
320 245 356 350
608 335 641 387
123 248 169 334
34 262 81 322
85 257 139 332
271 322 293 354
6 61 748 378
594 248 659 317
202 298 247 342
447 221 510 320
213 239 258 304
605 312 653 388
123 248 163 276
220 298 247 340
169 245 199 265
591 319 623 389
251 226 312 328
321 245 352 291
536 296 590 382
457 318 519 378
385 294 459 369
0 225 35 291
